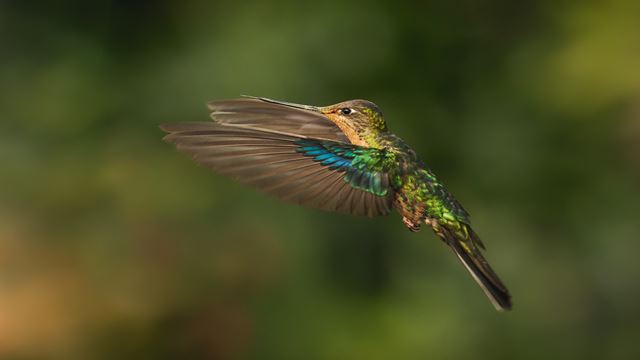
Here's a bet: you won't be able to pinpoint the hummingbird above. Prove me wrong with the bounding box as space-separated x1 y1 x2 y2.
161 96 512 311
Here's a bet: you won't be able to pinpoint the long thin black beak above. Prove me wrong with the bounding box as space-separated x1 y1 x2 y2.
242 95 322 113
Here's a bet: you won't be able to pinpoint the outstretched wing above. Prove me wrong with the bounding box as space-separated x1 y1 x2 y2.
208 98 349 143
161 122 395 217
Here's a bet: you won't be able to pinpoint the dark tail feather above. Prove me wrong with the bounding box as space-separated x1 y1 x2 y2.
442 228 512 311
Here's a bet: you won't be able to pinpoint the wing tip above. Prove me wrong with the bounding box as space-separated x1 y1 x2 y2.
159 124 177 143
159 122 221 143
159 123 174 133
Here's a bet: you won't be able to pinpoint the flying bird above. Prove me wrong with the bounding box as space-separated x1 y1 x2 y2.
161 96 512 311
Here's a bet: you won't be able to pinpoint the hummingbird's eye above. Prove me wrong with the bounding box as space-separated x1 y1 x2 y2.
340 108 352 115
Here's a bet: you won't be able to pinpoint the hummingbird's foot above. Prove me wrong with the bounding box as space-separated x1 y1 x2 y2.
402 217 421 232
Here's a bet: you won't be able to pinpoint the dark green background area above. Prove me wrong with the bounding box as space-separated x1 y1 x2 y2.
1 0 639 359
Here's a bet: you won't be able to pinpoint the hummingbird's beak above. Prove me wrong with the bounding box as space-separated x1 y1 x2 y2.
244 96 322 113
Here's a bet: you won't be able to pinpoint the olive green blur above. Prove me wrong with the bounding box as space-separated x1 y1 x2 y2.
1 0 640 359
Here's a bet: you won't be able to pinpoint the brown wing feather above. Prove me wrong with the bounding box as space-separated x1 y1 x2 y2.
161 122 393 217
208 98 349 143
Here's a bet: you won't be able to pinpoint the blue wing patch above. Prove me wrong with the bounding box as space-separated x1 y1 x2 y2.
295 140 389 196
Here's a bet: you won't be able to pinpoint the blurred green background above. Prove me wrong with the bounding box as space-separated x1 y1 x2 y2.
1 0 640 359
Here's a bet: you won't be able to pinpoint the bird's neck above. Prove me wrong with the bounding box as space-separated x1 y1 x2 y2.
359 130 389 148
335 123 386 148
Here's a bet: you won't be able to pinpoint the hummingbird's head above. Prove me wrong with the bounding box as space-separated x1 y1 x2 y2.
319 100 388 134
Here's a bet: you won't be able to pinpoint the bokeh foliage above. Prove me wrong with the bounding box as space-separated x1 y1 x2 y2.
1 0 639 359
